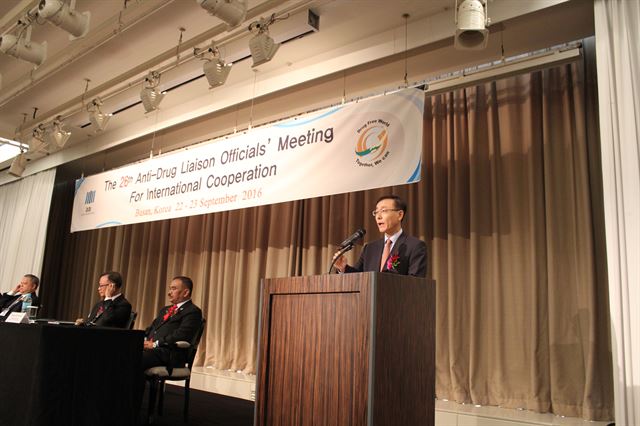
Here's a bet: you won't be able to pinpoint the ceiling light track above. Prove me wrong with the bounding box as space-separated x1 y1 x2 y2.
74 11 318 129
15 1 315 137
426 42 581 94
0 0 177 109
13 0 296 133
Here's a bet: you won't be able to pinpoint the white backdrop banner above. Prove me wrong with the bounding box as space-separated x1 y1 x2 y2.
71 88 424 232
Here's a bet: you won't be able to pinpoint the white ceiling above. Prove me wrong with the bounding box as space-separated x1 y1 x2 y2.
0 1 448 132
0 0 588 182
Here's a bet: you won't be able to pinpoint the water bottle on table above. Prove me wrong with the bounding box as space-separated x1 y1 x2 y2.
21 293 32 313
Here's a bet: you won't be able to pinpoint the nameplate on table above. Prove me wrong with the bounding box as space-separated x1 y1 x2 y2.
5 312 29 324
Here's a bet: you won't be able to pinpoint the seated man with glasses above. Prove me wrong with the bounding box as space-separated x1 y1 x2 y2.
333 194 427 277
75 271 132 328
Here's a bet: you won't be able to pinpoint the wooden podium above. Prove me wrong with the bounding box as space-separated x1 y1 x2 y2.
255 272 435 426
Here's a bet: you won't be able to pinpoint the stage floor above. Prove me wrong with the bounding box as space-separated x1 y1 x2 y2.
185 367 611 426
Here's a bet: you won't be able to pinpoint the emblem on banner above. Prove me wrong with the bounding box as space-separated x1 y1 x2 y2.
83 189 96 214
84 190 96 205
355 119 391 167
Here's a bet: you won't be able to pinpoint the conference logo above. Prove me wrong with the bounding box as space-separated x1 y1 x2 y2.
83 189 96 214
85 190 96 205
355 118 391 167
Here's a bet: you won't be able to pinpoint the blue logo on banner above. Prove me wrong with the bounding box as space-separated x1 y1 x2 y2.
85 190 96 205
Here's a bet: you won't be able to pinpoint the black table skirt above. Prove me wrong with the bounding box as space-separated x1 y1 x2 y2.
0 322 144 426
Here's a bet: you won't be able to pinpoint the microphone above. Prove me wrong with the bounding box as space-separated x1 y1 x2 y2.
339 228 366 249
329 228 367 273
328 228 367 274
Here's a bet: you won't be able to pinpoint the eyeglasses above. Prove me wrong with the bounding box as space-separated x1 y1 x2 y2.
98 283 109 288
371 208 400 217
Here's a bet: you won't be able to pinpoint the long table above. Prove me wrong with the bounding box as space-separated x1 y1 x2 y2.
0 322 144 426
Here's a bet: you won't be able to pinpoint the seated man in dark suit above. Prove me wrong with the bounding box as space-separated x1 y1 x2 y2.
0 274 40 321
76 271 132 328
333 195 427 277
142 276 203 370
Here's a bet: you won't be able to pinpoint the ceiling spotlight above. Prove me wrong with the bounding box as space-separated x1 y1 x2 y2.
195 44 232 88
141 87 164 113
0 26 47 66
29 124 48 153
248 15 280 67
9 154 27 177
38 0 91 39
47 116 71 148
454 0 489 50
140 71 165 113
203 58 232 87
87 98 111 131
197 0 247 28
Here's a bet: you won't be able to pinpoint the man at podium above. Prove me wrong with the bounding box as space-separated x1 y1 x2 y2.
333 195 427 277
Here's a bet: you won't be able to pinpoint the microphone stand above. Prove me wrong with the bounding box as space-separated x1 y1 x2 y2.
327 244 354 274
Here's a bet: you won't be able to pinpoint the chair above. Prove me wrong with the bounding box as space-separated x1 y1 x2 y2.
126 311 137 329
144 318 206 423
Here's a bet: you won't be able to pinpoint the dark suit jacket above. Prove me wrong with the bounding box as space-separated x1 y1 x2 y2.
145 300 203 367
0 292 40 321
345 231 427 277
87 295 132 328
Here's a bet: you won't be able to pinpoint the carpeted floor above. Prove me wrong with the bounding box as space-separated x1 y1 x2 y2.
143 384 254 425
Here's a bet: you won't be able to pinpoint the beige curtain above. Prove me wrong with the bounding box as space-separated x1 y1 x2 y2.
0 169 56 292
45 55 612 420
426 61 612 420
